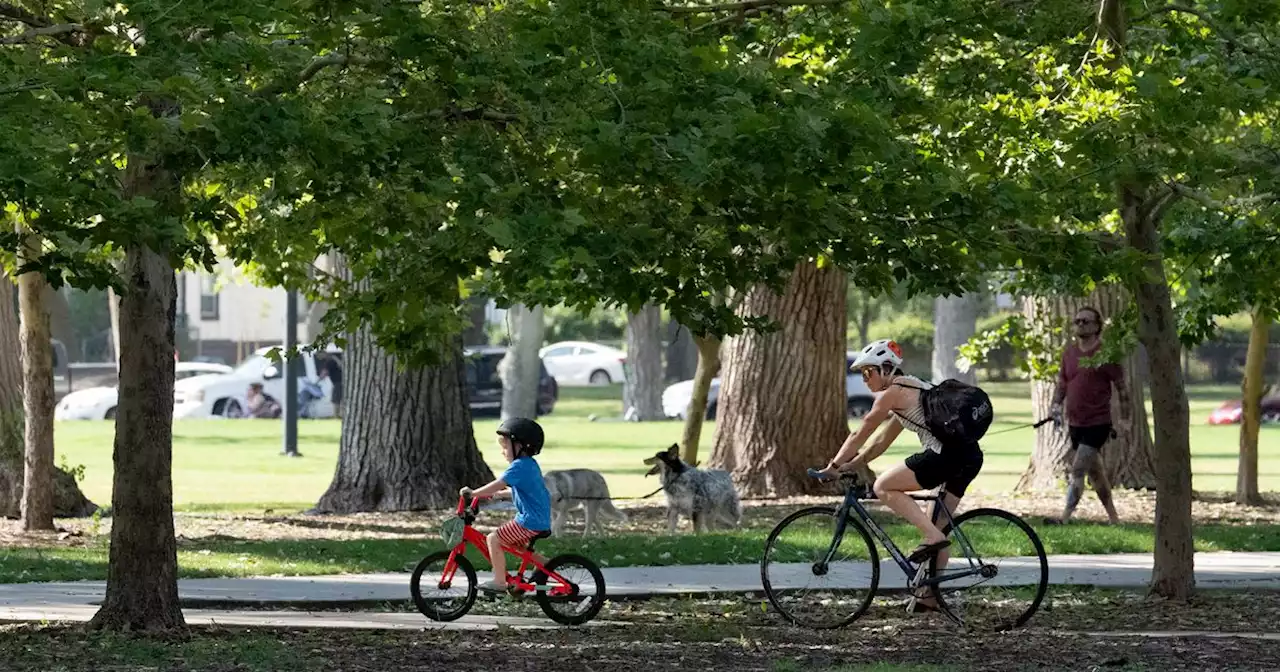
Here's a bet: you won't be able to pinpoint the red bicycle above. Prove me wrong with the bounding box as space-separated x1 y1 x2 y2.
410 493 607 626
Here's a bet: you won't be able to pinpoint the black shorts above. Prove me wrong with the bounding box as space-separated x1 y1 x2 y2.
1069 424 1113 452
904 445 984 498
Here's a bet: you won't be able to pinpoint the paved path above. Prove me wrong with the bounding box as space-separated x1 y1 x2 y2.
1 551 1276 630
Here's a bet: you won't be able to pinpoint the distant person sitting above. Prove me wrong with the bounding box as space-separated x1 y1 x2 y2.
246 383 281 419
298 369 333 418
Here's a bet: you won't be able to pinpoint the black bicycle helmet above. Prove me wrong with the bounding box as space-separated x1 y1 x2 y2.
497 416 544 456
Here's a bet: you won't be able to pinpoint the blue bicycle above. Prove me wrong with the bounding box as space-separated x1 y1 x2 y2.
760 468 1048 631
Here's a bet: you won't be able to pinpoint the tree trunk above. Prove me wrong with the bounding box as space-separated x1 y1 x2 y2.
89 243 185 631
623 303 664 421
499 303 545 420
0 273 98 519
848 286 880 347
1236 306 1268 506
679 334 721 465
0 272 25 513
17 234 55 531
1122 187 1194 602
708 261 848 497
314 323 494 513
931 293 979 384
107 286 122 368
1016 287 1156 491
665 320 698 383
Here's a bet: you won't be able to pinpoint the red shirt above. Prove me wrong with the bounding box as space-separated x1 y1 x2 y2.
1058 342 1123 427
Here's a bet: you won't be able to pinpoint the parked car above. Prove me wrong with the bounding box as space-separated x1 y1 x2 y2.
538 340 627 386
662 351 877 421
173 345 343 419
55 362 234 421
1208 394 1280 425
465 346 558 417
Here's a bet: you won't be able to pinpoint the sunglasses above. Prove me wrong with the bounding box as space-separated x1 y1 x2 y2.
859 368 875 381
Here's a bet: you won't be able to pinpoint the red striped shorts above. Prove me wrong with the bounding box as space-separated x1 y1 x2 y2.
496 520 542 548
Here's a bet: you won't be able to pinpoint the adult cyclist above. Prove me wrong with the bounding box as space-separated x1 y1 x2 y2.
817 339 985 612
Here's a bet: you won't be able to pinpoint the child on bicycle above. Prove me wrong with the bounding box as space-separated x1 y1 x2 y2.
459 416 553 593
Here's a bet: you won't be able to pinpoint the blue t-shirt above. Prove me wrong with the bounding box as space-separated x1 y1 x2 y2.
502 456 551 532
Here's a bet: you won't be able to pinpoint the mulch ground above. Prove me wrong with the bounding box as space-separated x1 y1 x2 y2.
1 620 1277 671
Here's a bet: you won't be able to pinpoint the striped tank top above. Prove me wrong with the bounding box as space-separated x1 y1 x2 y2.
889 375 944 454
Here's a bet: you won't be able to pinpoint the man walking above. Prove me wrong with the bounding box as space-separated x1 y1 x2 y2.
1046 307 1131 525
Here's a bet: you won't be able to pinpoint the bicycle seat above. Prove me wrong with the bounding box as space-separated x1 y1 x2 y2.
527 530 552 550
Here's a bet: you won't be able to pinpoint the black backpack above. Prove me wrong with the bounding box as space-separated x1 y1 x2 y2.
896 379 994 446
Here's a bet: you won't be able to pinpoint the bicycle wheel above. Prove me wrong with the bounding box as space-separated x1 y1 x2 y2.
410 550 477 622
929 507 1048 631
760 506 880 629
534 553 607 626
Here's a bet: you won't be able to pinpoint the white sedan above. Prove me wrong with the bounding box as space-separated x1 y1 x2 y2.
538 341 627 386
55 362 233 421
662 351 877 420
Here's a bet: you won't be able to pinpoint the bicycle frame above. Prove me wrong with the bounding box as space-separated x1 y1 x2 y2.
819 479 989 590
439 494 576 596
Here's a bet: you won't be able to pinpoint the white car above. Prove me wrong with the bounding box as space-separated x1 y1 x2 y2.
55 362 234 421
538 340 627 386
662 351 877 420
173 345 343 419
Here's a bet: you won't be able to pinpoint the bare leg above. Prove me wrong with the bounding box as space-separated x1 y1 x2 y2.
1086 455 1120 524
873 464 946 546
916 492 961 608
1060 446 1099 524
486 531 508 586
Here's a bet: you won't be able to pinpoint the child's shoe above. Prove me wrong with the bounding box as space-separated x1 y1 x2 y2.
477 578 509 594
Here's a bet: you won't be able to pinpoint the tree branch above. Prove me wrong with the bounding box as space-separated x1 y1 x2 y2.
0 2 50 27
1135 4 1272 59
256 52 367 97
659 0 846 14
399 106 520 125
1167 182 1277 212
0 22 83 45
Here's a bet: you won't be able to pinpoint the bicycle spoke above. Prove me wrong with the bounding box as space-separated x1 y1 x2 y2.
930 508 1049 631
761 507 879 629
535 554 606 625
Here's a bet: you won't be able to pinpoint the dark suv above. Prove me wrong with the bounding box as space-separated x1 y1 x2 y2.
463 346 558 417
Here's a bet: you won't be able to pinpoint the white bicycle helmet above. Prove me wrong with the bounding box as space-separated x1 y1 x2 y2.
849 339 904 372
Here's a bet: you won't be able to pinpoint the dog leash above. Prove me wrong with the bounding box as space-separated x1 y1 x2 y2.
552 472 682 502
982 417 1056 437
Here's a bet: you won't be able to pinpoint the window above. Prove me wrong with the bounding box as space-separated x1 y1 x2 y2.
199 274 219 320
543 346 575 358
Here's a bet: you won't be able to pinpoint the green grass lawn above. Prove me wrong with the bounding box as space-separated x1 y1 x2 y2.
52 381 1278 512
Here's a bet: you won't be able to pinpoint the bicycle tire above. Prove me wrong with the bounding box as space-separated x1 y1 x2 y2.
410 550 477 622
535 553 607 626
929 507 1048 631
760 506 880 629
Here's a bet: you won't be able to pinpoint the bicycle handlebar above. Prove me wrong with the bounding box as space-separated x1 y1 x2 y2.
807 467 859 484
455 492 486 515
